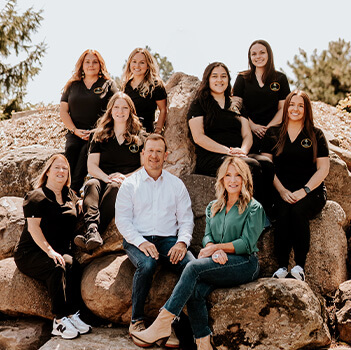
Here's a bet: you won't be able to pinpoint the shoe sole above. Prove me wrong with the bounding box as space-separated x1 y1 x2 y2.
74 236 87 249
52 330 80 339
130 334 153 348
86 239 103 251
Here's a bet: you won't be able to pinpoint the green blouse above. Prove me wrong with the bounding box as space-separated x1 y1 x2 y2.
202 199 266 255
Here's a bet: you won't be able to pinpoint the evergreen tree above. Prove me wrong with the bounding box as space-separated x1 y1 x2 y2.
145 46 174 82
0 0 47 118
288 39 351 106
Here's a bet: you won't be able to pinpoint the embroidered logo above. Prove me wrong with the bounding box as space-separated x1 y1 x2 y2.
270 82 280 91
129 144 139 153
94 87 103 94
301 138 312 148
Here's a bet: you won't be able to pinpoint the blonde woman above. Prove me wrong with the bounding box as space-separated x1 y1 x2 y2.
131 157 266 350
74 92 144 251
121 48 167 133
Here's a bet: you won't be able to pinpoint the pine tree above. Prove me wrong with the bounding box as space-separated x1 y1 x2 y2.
0 0 47 118
145 46 174 82
288 39 351 106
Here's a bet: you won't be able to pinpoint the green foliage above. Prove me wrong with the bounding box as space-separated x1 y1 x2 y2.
145 46 174 82
287 39 351 106
0 0 47 118
337 93 351 113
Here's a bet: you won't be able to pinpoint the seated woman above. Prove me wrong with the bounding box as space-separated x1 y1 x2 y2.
233 39 290 153
131 157 266 349
14 154 91 339
261 90 330 281
74 92 144 251
188 61 274 211
121 47 167 133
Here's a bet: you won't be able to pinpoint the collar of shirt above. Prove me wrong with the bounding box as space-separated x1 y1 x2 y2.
140 167 165 182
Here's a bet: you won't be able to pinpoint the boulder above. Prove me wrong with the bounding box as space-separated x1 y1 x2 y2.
208 278 331 350
0 197 24 259
0 258 52 319
0 145 60 198
81 254 179 324
0 318 50 350
335 280 351 344
163 72 200 177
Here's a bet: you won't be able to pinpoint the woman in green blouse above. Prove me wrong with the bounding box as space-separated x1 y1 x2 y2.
131 157 266 350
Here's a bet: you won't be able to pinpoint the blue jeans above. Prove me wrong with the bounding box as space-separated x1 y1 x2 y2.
163 253 260 339
123 236 195 322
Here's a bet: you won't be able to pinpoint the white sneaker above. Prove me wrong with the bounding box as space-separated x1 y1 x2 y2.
272 267 288 279
69 311 92 334
290 265 305 281
51 317 79 339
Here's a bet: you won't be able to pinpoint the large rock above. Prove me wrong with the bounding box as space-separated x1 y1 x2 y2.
208 278 331 350
0 145 60 198
81 254 179 324
0 197 24 259
0 258 52 319
163 72 200 176
335 280 351 344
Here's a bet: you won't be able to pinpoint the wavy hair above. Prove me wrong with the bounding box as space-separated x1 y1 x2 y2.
121 48 165 98
63 49 111 92
211 157 253 216
274 90 317 161
93 92 143 145
36 154 71 188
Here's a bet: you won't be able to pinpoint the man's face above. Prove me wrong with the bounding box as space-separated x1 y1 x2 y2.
142 139 168 173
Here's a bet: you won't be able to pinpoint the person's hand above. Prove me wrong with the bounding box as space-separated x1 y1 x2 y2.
74 129 91 141
251 123 267 139
108 172 126 184
292 188 307 202
212 249 228 265
228 147 247 158
198 244 216 259
279 188 297 204
47 248 65 266
139 241 159 259
168 242 187 264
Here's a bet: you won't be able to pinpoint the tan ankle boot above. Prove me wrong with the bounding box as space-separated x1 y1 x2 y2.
131 309 175 346
195 335 212 350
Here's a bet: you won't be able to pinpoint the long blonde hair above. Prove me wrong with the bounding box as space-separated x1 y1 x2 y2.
36 154 71 189
93 92 143 145
121 48 164 98
63 49 111 92
211 157 253 216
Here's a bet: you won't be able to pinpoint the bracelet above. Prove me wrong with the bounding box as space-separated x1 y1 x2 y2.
69 127 76 134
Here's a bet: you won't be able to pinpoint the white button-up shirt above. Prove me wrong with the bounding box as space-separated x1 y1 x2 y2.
115 167 194 248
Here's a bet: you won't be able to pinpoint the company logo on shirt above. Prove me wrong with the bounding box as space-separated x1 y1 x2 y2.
94 87 103 94
129 144 139 153
301 138 312 148
270 82 280 91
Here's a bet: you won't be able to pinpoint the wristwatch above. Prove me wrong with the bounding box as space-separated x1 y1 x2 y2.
303 186 311 194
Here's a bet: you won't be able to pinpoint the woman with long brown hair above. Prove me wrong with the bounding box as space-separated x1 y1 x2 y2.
74 92 144 251
261 90 330 281
60 49 118 193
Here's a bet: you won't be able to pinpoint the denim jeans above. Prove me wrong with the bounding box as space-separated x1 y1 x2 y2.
123 236 195 322
163 253 260 339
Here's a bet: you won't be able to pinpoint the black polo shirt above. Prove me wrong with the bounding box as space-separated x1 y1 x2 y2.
262 126 329 191
124 81 167 132
89 136 142 175
233 71 290 126
61 78 118 130
15 186 79 255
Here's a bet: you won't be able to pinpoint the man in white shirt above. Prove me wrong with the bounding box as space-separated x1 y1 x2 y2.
115 134 194 347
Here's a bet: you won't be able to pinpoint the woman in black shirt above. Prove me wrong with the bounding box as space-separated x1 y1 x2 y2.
233 40 290 153
262 90 330 281
14 154 91 339
121 48 167 133
74 92 144 251
60 49 118 193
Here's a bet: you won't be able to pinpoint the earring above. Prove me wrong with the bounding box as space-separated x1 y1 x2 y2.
98 70 103 78
81 71 85 79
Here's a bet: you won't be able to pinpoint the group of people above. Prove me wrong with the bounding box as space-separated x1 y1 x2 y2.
13 40 330 349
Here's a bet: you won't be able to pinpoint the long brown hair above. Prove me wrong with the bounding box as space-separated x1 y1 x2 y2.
274 90 317 161
93 92 143 145
63 49 111 92
211 157 253 216
36 154 71 188
121 47 164 98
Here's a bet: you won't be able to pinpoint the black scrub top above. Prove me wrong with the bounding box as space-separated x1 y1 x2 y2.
262 126 329 191
233 71 290 126
61 78 118 130
14 186 79 255
89 136 142 175
124 81 167 132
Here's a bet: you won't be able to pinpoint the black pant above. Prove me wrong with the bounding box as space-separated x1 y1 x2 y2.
65 133 89 193
14 249 82 318
273 186 327 268
83 178 121 233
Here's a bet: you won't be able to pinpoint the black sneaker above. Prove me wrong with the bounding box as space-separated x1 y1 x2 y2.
85 224 103 251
